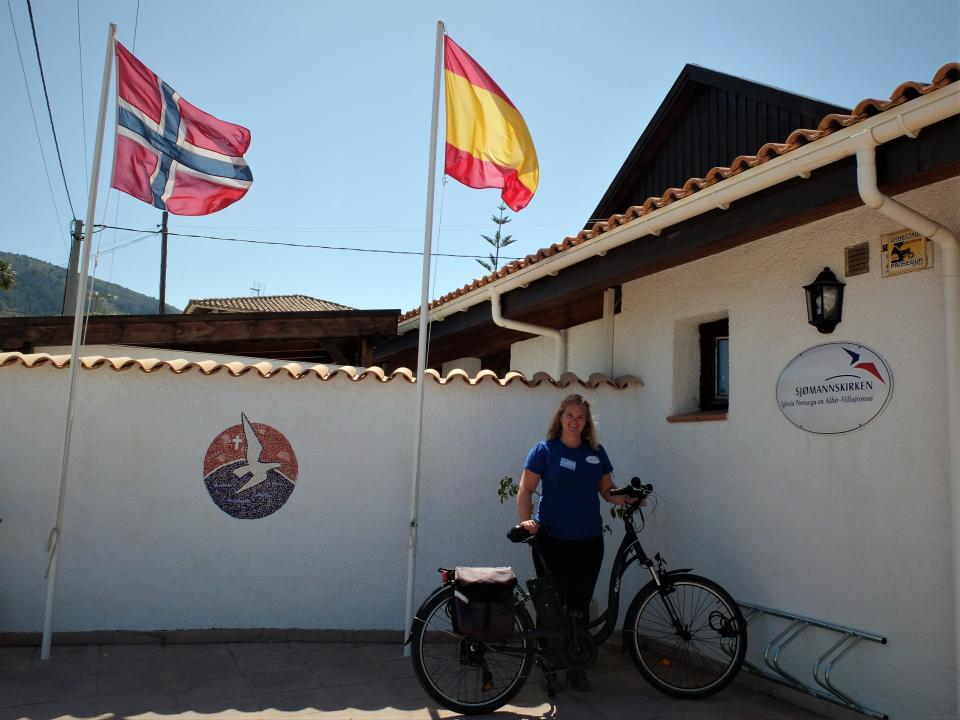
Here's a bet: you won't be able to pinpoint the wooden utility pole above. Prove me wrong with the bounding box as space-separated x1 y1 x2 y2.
62 219 82 315
159 211 168 314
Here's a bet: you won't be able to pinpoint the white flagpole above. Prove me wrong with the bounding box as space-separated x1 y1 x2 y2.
404 19 444 655
41 22 116 661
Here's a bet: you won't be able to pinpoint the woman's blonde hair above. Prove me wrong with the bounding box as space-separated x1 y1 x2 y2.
546 394 599 449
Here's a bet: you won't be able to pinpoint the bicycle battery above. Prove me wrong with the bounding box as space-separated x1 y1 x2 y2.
526 577 563 627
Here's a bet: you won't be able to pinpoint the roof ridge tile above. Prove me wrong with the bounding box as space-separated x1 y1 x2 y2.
441 368 471 385
933 62 960 84
0 351 693 390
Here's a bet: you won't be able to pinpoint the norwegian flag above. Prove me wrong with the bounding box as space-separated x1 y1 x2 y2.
111 42 252 215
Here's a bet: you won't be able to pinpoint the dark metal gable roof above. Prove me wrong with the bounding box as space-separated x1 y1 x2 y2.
587 64 851 226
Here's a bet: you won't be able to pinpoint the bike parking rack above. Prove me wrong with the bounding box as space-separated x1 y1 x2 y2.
737 601 888 720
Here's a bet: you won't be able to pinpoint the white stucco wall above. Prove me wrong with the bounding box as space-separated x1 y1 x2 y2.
2 178 955 717
0 363 642 635
440 356 481 377
511 320 626 381
511 177 958 719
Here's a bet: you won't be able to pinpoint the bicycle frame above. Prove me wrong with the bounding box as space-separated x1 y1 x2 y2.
409 496 694 665
586 522 649 644
409 483 748 710
515 506 693 650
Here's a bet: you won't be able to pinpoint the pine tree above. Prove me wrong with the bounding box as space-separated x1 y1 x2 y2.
476 204 515 273
0 260 15 291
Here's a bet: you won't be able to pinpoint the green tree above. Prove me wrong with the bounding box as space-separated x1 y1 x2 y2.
90 290 120 315
0 260 16 291
476 204 516 273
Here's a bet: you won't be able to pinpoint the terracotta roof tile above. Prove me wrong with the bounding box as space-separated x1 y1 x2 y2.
0 351 640 388
184 294 353 314
399 61 960 323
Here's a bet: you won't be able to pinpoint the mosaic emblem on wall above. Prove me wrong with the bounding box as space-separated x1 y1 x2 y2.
203 413 298 519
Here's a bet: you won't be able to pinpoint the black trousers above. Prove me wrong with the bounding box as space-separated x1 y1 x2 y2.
532 533 604 624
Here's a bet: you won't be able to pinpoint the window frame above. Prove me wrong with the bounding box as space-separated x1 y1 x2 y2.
698 318 729 412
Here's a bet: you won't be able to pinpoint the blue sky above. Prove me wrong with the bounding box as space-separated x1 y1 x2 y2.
2 0 957 313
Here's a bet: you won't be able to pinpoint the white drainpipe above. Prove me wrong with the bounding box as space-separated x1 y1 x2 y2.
489 289 566 377
602 287 616 376
855 140 960 712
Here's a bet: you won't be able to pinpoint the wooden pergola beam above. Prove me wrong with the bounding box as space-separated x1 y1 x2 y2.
0 310 399 352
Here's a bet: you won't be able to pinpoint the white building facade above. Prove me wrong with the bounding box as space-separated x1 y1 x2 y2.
510 177 958 719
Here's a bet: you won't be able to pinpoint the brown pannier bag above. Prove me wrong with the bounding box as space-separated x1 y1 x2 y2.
453 566 518 641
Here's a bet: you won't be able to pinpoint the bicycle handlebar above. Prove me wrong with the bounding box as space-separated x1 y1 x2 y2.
507 525 532 543
609 477 653 499
506 477 653 543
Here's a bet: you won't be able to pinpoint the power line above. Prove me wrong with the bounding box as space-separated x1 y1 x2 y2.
25 0 76 218
96 231 158 257
131 0 140 49
75 0 88 189
99 0 141 289
6 0 66 251
93 225 525 261
170 219 583 233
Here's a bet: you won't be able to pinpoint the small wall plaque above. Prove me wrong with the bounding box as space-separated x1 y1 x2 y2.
881 228 931 277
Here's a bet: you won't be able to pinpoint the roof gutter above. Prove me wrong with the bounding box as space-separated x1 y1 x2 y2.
399 82 960 335
854 139 960 713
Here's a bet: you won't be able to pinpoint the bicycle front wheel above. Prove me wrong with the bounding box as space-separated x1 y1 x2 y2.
623 573 746 699
409 585 535 715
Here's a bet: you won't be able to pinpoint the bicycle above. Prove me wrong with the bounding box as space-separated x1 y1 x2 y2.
408 478 747 715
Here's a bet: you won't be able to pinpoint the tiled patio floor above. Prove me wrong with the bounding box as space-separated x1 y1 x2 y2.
0 641 829 719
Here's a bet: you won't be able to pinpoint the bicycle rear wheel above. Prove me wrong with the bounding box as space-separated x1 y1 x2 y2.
623 573 746 699
410 585 535 715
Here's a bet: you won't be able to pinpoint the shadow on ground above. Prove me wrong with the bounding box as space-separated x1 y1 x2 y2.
0 641 825 719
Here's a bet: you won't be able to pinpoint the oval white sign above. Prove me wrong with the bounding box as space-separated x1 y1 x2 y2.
776 343 893 434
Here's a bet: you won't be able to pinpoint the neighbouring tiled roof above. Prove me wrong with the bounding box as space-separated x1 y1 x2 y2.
0 352 641 388
400 61 960 323
183 294 354 314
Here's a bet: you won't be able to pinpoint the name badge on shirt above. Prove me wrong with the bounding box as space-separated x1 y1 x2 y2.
560 457 577 471
586 455 600 465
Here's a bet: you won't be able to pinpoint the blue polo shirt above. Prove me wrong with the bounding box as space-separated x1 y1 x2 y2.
525 438 613 540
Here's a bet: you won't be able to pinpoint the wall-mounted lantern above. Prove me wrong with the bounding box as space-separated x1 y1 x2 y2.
804 267 845 334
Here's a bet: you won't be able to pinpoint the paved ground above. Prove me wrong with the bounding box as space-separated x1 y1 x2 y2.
0 641 829 720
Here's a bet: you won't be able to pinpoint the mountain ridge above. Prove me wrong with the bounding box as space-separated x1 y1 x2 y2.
0 251 180 316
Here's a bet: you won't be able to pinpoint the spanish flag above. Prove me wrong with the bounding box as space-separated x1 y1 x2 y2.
443 36 539 212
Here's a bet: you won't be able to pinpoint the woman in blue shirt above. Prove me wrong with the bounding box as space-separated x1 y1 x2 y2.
517 394 633 689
